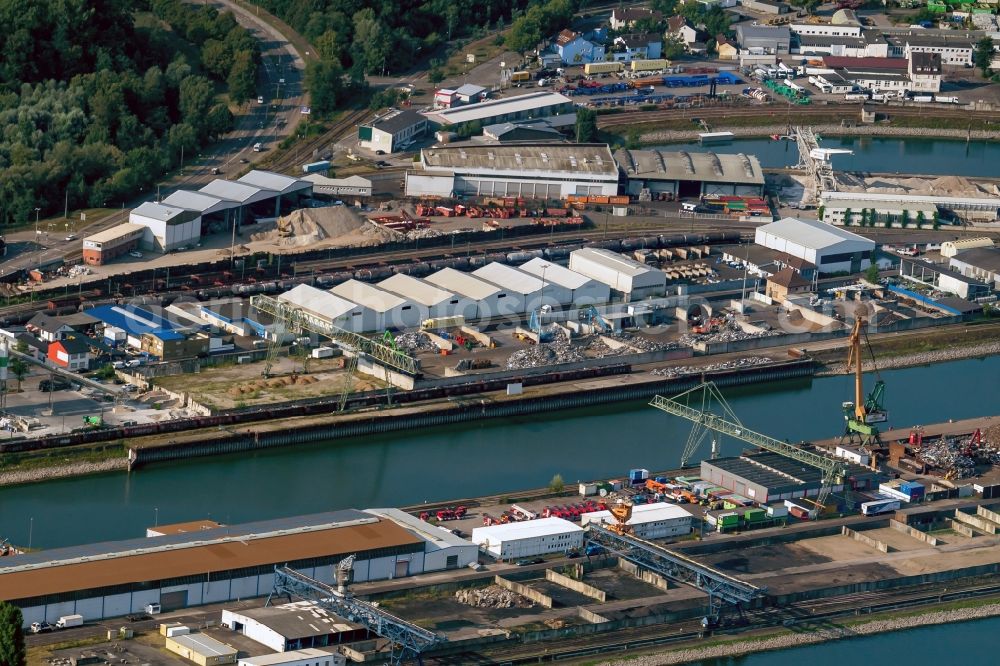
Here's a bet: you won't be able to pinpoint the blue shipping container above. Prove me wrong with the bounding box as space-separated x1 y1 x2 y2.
302 160 331 174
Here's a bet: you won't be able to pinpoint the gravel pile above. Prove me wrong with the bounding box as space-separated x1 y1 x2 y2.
394 331 436 353
602 604 1000 666
650 356 773 378
455 585 533 608
506 339 585 369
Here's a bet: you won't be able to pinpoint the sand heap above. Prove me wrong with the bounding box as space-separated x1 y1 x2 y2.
838 174 1000 197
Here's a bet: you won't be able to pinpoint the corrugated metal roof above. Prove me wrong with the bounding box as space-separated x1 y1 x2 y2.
615 149 765 185
424 91 572 125
425 267 501 300
378 274 454 307
301 174 372 187
422 143 617 176
472 262 545 295
83 223 145 244
162 190 238 214
0 510 420 601
570 247 660 278
279 284 359 320
199 179 273 203
366 508 473 548
758 217 874 250
519 257 594 290
168 633 237 657
237 170 312 195
131 202 187 221
330 280 408 313
581 502 693 525
472 517 583 542
85 304 181 334
240 648 338 666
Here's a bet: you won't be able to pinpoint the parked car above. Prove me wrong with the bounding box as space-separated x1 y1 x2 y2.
129 251 143 258
39 379 71 392
515 558 545 566
121 384 139 393
30 622 53 634
65 234 77 241
257 95 264 104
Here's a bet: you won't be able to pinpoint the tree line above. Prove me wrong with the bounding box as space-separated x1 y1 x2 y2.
0 0 259 226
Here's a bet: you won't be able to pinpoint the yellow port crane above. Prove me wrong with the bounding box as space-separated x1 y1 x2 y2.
843 317 887 445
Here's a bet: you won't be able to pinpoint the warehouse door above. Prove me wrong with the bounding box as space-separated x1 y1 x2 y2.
160 590 188 611
394 560 409 578
677 180 701 199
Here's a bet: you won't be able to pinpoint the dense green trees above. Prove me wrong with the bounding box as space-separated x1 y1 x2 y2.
0 0 254 225
575 108 597 143
0 601 25 666
974 37 995 78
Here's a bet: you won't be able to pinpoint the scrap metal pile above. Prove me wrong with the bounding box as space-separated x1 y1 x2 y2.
506 338 585 369
393 331 436 353
607 332 680 352
649 356 774 378
455 585 533 608
678 314 782 346
916 430 1000 480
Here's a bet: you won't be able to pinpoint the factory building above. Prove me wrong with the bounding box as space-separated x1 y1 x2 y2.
378 274 472 320
405 143 619 199
81 223 146 265
222 602 367 653
330 280 421 331
472 517 584 560
948 247 1000 292
421 92 575 134
301 174 373 198
819 197 938 228
898 257 991 300
519 257 611 306
358 109 429 154
580 503 694 540
86 304 188 350
128 202 202 252
165 633 238 666
162 190 241 235
239 649 345 666
199 179 278 224
366 508 478 571
701 452 879 504
616 149 765 198
237 171 314 216
754 217 876 275
2 510 433 627
277 284 367 333
569 248 667 300
425 267 515 319
472 261 569 311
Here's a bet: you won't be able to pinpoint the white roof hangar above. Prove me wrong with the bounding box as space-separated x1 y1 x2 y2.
128 202 202 253
365 508 478 572
616 149 765 197
755 217 875 275
199 179 277 205
471 517 584 560
407 143 620 200
277 284 368 332
222 602 365 654
569 248 667 300
378 273 472 320
330 280 420 331
519 257 611 306
239 649 345 666
473 261 571 310
424 267 506 319
162 190 239 216
422 91 574 128
580 502 694 540
238 170 313 199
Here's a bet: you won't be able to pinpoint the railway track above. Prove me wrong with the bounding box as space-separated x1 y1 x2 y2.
265 107 371 174
442 578 1000 664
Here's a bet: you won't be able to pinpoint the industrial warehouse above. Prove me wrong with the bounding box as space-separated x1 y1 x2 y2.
0 510 476 626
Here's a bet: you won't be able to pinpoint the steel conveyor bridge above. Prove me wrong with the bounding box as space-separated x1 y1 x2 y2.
586 524 766 620
269 566 443 665
250 294 419 375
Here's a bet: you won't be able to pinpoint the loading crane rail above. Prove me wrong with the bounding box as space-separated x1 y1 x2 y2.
586 524 765 607
270 566 442 664
251 295 419 375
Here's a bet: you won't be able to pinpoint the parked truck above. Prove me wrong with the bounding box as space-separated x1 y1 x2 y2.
56 614 84 629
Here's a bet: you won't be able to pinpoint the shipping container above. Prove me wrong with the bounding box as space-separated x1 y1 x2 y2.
584 62 625 75
718 511 739 526
301 160 331 174
631 58 669 73
511 71 531 83
861 498 901 516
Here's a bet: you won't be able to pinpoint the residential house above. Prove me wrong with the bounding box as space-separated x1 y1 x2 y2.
611 32 663 62
555 29 605 65
14 333 48 361
667 16 699 46
907 51 942 93
610 7 663 30
47 336 91 371
716 34 738 60
26 313 74 343
766 268 812 301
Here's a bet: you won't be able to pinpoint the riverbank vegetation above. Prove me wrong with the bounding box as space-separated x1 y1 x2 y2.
0 0 258 225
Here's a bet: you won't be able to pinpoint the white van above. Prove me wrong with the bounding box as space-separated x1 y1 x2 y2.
681 202 699 212
253 142 263 152
145 602 161 615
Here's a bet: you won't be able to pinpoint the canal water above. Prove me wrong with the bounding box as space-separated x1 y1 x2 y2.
2 355 998 549
652 136 1000 177
696 614 1000 665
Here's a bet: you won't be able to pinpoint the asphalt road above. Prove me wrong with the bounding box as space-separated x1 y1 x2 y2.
0 0 310 277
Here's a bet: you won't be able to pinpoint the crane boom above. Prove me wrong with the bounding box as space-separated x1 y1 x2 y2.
847 318 866 422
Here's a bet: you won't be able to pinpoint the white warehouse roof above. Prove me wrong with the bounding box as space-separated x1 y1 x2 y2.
580 502 694 528
199 179 276 204
131 202 187 222
424 91 572 126
569 247 666 293
519 257 595 290
472 517 583 542
755 217 875 251
237 170 312 195
240 648 342 666
420 143 618 178
162 190 237 215
279 284 359 321
426 268 502 301
330 280 408 313
472 262 546 295
378 274 455 307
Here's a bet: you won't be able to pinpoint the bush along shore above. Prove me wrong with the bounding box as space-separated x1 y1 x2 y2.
604 602 1000 666
818 339 1000 376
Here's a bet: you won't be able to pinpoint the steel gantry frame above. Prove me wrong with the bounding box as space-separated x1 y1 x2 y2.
650 382 850 513
586 524 766 621
268 566 443 665
250 294 420 376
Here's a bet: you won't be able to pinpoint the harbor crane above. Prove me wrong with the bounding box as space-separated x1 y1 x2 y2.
250 295 419 411
650 382 850 517
269 562 443 665
842 317 887 446
585 498 766 627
